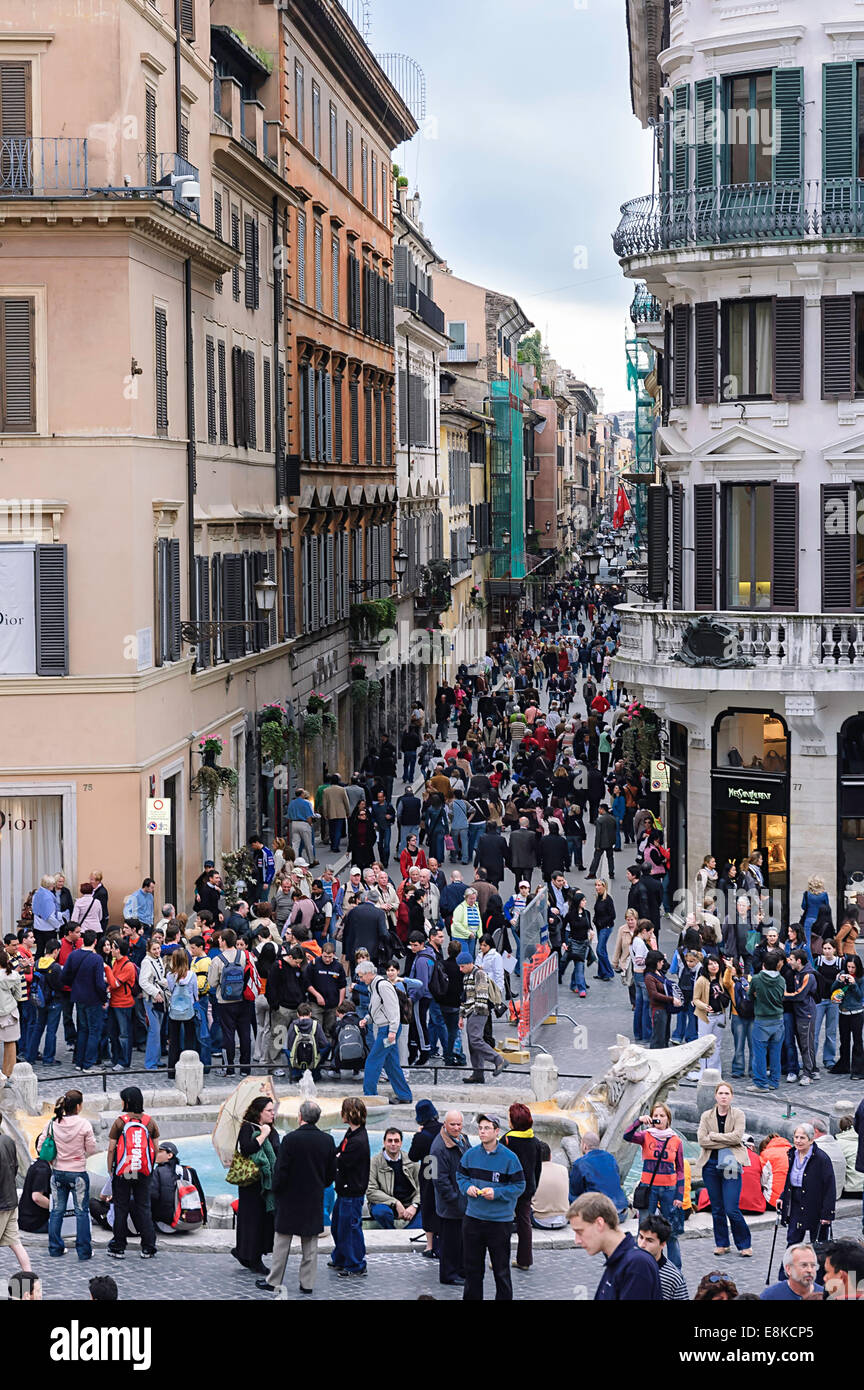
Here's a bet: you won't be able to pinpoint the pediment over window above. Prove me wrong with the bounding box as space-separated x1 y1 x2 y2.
823 431 864 472
694 424 802 476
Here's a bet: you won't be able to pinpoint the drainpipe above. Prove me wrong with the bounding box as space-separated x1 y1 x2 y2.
273 195 284 636
174 1 196 635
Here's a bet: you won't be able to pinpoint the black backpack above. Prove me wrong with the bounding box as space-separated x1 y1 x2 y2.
428 956 450 1003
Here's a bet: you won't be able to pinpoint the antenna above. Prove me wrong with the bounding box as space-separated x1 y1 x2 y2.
373 53 427 122
336 0 371 42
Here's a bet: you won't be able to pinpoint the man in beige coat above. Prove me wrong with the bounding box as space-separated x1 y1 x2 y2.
366 1127 421 1229
321 778 351 854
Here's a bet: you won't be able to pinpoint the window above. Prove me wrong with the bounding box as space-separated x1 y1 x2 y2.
179 118 189 161
382 163 389 227
724 71 772 184
447 321 467 357
314 217 323 310
231 208 240 301
156 537 181 665
312 81 321 160
205 335 217 443
0 61 32 148
349 377 359 464
145 86 157 185
0 297 35 433
364 384 373 463
331 235 340 319
715 711 787 771
722 299 772 400
179 0 195 40
333 372 343 463
822 483 864 610
294 60 305 144
213 192 223 293
361 140 368 206
154 306 168 435
217 341 228 445
296 209 306 303
263 357 272 454
231 346 257 450
329 101 338 176
345 122 354 193
244 215 260 310
371 151 378 216
724 484 771 608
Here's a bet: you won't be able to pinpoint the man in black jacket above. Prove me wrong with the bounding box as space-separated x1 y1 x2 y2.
587 805 617 880
538 822 571 883
430 1109 470 1287
626 866 651 920
509 817 540 886
586 765 605 823
473 823 511 889
258 1099 337 1295
342 900 389 968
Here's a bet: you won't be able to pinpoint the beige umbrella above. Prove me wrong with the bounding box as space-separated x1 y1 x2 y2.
212 1076 276 1168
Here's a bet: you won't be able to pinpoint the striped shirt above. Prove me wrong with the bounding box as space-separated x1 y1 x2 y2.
657 1254 689 1301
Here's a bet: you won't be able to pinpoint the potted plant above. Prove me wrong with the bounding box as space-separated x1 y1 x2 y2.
367 679 382 706
302 712 323 743
350 678 370 707
199 735 224 768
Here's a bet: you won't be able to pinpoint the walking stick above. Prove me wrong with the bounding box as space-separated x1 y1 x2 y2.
765 1206 782 1287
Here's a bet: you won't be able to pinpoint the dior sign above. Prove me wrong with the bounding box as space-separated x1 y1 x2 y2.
0 546 37 674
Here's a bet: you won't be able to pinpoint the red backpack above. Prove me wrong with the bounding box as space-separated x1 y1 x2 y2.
114 1113 155 1178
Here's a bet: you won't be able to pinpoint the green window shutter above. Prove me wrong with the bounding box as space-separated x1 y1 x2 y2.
772 68 803 182
694 77 717 189
821 295 855 400
823 63 856 182
672 84 691 193
35 544 68 676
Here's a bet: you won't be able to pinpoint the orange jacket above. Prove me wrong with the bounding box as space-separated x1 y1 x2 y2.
760 1134 790 1208
105 956 137 1009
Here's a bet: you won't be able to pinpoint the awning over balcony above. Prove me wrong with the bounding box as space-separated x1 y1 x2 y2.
488 579 524 597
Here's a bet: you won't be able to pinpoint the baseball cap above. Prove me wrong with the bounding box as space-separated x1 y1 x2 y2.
476 1113 501 1130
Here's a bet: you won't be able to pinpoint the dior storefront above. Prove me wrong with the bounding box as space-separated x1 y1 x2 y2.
0 786 75 934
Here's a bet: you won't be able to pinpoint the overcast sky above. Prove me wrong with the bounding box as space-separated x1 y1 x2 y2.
367 0 654 413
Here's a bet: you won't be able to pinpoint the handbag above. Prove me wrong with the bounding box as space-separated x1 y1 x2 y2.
632 1136 671 1211
37 1121 57 1164
226 1141 262 1188
444 834 456 853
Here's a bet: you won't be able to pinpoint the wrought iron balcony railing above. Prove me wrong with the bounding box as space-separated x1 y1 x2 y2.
394 279 445 334
630 283 662 325
613 180 820 257
446 342 482 362
0 136 88 195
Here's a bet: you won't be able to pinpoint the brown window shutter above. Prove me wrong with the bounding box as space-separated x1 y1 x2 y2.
0 297 36 432
244 351 256 449
822 296 855 400
671 481 684 609
694 302 719 404
0 62 32 138
205 335 216 443
231 345 245 447
145 88 157 185
773 297 804 401
180 0 195 40
263 357 272 455
822 483 854 610
647 484 668 602
693 483 717 609
771 482 798 609
672 304 691 407
154 306 168 435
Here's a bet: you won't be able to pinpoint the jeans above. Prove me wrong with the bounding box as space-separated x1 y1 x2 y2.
633 975 652 1042
647 1185 682 1268
369 1203 423 1229
143 999 164 1070
564 951 586 992
468 822 485 860
27 1001 62 1063
673 1001 698 1043
398 823 420 853
329 819 346 853
19 998 37 1060
330 1195 366 1271
167 1017 198 1072
107 1007 133 1069
453 828 469 863
194 998 213 1067
427 827 446 862
813 999 839 1068
49 1170 91 1259
752 1017 784 1089
75 1002 105 1070
566 836 585 871
427 1000 448 1058
462 1215 513 1301
731 1014 753 1077
403 751 417 783
377 826 392 863
782 1011 800 1076
595 926 614 980
702 1157 752 1252
440 1005 461 1061
364 1024 412 1102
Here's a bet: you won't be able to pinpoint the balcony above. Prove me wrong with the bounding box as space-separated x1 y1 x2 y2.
0 137 88 196
394 279 445 334
613 605 864 693
446 342 481 363
613 181 819 259
630 282 661 326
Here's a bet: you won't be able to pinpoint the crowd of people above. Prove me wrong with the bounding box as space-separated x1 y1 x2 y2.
2 566 864 1300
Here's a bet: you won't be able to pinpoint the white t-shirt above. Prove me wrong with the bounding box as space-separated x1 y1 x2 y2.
630 936 649 975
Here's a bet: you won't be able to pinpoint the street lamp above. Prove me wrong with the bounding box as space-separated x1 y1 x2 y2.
501 529 511 547
393 546 409 584
582 549 601 579
467 536 478 559
545 519 552 533
602 538 615 562
181 573 276 644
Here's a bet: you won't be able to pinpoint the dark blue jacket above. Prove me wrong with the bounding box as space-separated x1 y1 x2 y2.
430 1131 470 1219
568 1149 628 1213
593 1232 662 1301
780 1143 836 1233
60 948 107 1007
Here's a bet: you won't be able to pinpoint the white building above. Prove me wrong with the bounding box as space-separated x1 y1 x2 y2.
614 0 864 916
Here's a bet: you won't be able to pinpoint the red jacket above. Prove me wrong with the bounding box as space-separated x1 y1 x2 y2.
697 1148 766 1214
400 848 428 880
105 957 137 1009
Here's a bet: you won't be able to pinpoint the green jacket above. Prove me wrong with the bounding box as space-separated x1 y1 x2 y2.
749 969 785 1020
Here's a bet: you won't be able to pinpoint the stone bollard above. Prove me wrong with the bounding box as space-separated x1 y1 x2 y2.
531 1053 559 1103
696 1067 722 1116
9 1061 40 1116
174 1051 205 1105
208 1194 235 1229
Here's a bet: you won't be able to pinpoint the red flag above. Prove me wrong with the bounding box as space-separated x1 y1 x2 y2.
613 485 631 530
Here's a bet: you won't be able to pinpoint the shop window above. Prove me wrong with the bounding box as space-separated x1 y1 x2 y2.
715 711 787 771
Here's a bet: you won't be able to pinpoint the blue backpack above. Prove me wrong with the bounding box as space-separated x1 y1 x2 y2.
218 950 246 1002
168 975 196 1021
30 969 46 1011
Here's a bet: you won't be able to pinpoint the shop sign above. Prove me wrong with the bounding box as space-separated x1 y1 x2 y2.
712 773 785 815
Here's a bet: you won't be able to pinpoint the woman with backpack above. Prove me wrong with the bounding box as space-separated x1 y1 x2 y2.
422 793 449 865
138 935 168 1071
233 1094 281 1276
164 947 200 1077
37 1088 97 1260
105 1086 160 1260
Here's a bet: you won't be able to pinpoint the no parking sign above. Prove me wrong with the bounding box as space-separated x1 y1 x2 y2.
650 760 669 793
146 797 171 835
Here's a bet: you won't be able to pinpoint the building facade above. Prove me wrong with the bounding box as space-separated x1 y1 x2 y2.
613 0 864 914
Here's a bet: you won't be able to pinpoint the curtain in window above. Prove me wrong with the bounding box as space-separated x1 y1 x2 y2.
0 795 63 934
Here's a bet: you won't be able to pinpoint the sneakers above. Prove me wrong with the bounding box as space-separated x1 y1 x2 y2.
140 1250 156 1259
337 1267 367 1277
112 1064 126 1072
745 1084 769 1093
798 1076 811 1087
106 1248 125 1260
785 1073 798 1083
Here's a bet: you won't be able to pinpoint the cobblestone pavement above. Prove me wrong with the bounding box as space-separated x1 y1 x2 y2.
19 1212 863 1302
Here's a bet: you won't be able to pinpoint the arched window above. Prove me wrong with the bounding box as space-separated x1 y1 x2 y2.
714 710 787 772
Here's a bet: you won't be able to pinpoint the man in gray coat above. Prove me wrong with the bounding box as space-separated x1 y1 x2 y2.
257 1099 337 1296
587 803 617 880
509 817 539 885
430 1109 470 1286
